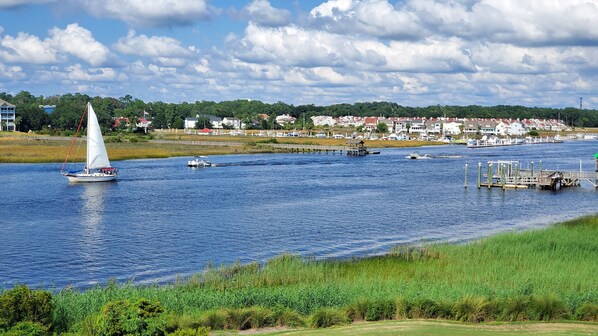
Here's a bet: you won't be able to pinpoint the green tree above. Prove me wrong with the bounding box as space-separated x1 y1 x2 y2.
376 122 389 133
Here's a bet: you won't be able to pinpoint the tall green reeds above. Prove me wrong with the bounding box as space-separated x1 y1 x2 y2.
42 215 598 333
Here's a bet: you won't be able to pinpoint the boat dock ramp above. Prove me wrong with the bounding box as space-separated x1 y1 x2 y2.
465 159 598 190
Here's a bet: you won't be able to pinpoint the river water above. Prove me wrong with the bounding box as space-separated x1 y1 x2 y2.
1 141 597 289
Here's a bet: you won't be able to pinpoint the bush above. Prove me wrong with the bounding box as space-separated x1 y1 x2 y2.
89 298 166 336
410 298 448 319
271 306 305 328
501 297 532 321
246 306 274 329
364 299 396 321
2 321 50 336
346 299 369 321
575 303 598 321
198 310 226 330
531 297 569 321
453 296 494 323
309 308 348 328
0 285 53 329
224 308 251 330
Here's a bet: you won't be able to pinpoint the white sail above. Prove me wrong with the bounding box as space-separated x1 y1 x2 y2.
86 103 111 169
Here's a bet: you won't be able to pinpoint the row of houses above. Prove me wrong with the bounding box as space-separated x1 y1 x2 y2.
310 116 566 136
184 114 566 137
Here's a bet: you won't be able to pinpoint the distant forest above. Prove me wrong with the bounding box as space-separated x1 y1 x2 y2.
1 91 596 132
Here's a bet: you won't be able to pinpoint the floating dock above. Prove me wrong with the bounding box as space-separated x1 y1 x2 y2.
466 159 598 190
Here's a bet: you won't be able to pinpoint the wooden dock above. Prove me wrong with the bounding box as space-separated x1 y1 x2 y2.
270 140 372 156
470 160 598 190
270 143 345 154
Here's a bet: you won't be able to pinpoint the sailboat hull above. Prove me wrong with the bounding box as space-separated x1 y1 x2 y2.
63 172 117 183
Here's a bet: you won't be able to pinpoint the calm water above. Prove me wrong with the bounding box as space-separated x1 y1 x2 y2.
1 141 597 289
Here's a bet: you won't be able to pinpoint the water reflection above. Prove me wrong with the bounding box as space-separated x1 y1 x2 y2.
81 183 110 226
78 183 112 277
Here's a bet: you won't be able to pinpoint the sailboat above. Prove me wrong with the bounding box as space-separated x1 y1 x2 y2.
61 102 118 182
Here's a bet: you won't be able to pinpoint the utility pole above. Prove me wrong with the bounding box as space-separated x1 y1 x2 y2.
580 97 583 110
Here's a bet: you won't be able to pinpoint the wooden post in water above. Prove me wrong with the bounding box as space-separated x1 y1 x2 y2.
464 164 468 188
477 162 482 189
539 160 542 174
515 162 519 186
487 163 492 189
531 161 534 177
501 163 506 189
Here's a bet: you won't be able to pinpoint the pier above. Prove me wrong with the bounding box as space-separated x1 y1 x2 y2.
270 140 372 156
468 159 598 190
270 143 345 154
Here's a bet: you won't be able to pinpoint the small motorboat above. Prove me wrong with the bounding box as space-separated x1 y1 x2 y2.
406 153 432 159
187 156 212 167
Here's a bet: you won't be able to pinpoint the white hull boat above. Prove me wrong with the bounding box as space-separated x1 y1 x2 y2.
188 156 212 167
61 102 118 182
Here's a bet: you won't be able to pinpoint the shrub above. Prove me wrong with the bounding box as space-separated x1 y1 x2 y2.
394 299 408 320
223 308 251 330
246 306 274 329
501 297 532 321
531 297 569 321
410 298 448 319
0 285 53 329
364 299 396 321
345 299 369 321
309 308 348 328
575 303 598 321
2 321 50 336
198 310 226 330
453 296 493 323
272 306 305 328
90 298 166 335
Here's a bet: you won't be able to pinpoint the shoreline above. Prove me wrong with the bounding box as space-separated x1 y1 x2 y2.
3 215 595 334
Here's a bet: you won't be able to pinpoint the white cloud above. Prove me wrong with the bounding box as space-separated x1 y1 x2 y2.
81 0 216 27
244 0 292 27
113 30 195 59
0 63 26 80
48 23 111 66
0 26 4 35
65 64 118 81
0 32 58 64
235 23 475 73
308 0 598 46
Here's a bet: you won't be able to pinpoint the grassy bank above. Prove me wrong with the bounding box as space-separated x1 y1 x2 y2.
0 132 438 163
28 215 596 334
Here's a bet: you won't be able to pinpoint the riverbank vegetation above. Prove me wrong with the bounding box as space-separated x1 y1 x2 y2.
1 216 597 335
0 132 437 163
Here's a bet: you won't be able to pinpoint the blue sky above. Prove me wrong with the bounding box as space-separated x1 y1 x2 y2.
0 0 597 108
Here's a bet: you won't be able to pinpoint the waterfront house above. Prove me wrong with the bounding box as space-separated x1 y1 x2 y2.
479 120 498 135
463 121 479 136
442 121 462 136
0 99 16 131
222 117 242 129
507 120 527 136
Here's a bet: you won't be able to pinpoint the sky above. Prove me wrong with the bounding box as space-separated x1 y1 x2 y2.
0 0 597 108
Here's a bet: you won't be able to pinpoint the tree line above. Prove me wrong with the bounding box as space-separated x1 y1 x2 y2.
1 91 596 133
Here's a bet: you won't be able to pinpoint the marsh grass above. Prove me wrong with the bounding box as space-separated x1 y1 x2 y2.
45 215 598 333
0 133 437 163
